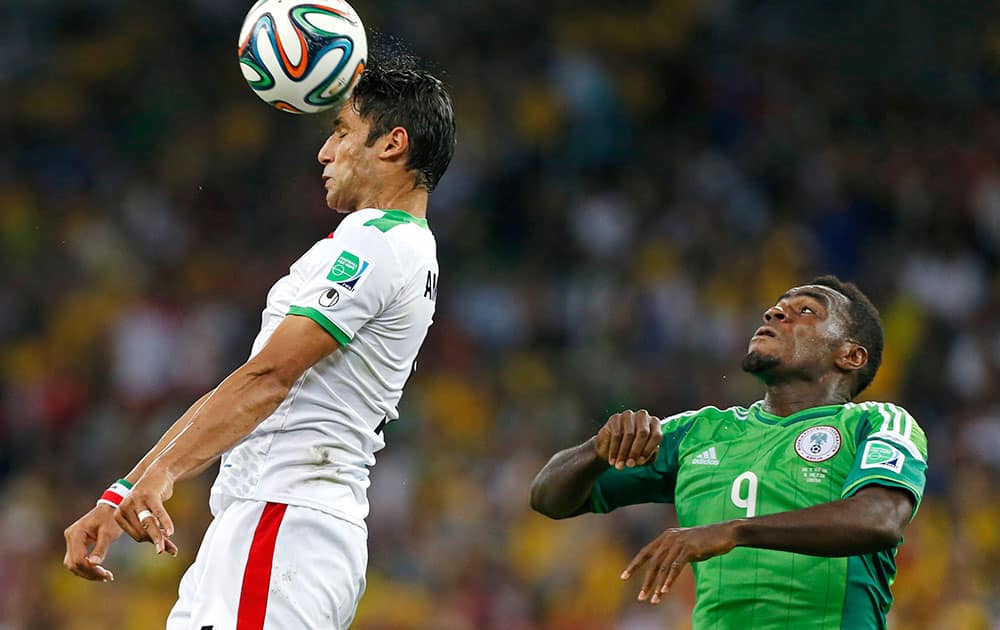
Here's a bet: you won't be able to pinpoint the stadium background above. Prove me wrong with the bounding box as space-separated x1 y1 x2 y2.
3 0 999 628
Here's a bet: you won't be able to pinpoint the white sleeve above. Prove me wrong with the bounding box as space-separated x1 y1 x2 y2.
287 221 400 345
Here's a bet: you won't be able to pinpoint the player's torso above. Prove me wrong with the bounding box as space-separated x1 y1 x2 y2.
212 209 438 525
675 404 859 527
675 404 874 630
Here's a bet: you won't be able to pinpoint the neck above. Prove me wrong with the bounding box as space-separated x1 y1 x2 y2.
761 376 852 417
361 178 429 218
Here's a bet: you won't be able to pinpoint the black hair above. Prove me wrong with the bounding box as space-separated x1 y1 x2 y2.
810 275 884 397
351 57 456 192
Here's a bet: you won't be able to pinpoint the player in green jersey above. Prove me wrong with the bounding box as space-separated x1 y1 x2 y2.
530 275 926 630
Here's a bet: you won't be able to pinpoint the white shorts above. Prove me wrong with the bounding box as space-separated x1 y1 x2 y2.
166 498 367 630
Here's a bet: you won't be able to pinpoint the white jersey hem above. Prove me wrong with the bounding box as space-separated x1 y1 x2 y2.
211 489 368 532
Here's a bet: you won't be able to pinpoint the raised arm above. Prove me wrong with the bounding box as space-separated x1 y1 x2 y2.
530 410 662 519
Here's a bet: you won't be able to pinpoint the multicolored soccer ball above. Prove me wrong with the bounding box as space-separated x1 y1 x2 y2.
238 0 367 114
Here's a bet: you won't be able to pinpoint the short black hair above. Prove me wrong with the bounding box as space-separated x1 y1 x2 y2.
351 60 456 192
810 275 884 397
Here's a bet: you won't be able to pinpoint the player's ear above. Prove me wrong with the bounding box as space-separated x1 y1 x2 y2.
379 126 409 161
835 342 868 373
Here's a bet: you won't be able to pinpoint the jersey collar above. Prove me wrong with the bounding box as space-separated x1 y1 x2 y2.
383 209 429 228
750 401 846 426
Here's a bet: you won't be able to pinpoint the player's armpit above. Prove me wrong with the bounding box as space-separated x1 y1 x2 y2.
255 312 343 387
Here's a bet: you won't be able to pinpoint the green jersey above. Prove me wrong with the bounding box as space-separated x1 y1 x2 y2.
589 401 928 630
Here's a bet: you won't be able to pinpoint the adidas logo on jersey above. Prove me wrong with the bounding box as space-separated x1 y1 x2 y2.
691 447 720 465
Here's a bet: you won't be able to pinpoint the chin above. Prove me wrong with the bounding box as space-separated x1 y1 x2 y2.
741 351 782 374
325 195 351 213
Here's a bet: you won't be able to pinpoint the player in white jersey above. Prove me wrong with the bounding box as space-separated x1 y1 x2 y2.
62 62 456 629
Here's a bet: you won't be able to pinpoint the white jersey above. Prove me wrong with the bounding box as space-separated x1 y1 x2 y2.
210 208 438 528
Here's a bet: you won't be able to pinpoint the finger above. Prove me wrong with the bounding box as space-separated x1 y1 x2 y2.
635 445 660 467
643 415 662 458
621 541 655 580
116 504 147 542
650 546 686 604
153 503 174 536
141 500 175 555
606 415 623 467
138 504 167 553
661 553 688 595
63 527 87 577
88 527 116 565
638 551 666 601
635 421 662 465
65 529 114 582
613 411 637 469
84 560 115 582
625 412 653 467
151 501 175 538
63 527 86 571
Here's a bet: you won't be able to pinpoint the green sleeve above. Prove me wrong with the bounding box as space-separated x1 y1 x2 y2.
841 403 928 517
589 411 698 514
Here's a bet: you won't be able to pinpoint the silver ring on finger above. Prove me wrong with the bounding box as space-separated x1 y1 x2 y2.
137 509 155 523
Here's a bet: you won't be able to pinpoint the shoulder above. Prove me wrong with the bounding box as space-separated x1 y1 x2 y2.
342 209 434 256
660 404 750 430
320 210 406 265
847 401 927 459
845 401 921 433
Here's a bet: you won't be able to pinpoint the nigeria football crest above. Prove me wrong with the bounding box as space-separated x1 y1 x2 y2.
794 425 842 462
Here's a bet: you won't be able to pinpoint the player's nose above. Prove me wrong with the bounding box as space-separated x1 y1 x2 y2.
763 306 786 322
317 134 336 165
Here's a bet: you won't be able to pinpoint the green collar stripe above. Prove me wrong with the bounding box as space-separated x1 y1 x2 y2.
751 403 846 426
363 209 429 232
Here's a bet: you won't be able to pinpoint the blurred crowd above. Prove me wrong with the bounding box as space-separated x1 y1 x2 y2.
3 0 1000 628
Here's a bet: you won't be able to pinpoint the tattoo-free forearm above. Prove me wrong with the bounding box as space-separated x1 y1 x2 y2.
124 390 215 485
146 365 292 482
530 438 610 519
730 486 913 556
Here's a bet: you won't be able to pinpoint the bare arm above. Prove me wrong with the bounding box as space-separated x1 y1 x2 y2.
729 485 913 556
623 485 915 603
529 438 609 518
122 390 216 485
114 314 340 549
531 410 662 519
145 315 339 482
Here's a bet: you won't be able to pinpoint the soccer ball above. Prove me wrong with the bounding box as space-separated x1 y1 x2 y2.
238 0 367 114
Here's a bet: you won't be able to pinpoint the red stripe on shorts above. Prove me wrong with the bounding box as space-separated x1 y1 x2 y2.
237 502 288 630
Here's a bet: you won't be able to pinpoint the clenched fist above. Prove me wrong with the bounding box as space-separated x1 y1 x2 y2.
594 409 662 470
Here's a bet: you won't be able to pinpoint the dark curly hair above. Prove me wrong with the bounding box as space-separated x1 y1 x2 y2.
811 275 884 397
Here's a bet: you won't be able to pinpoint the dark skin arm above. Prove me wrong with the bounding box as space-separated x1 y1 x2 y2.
530 410 662 519
623 485 915 604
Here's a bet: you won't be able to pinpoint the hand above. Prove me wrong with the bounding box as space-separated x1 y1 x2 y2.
63 504 124 582
116 466 179 557
594 409 662 470
621 522 738 603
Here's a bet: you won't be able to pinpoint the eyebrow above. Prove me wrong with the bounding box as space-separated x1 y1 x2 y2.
777 289 831 307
